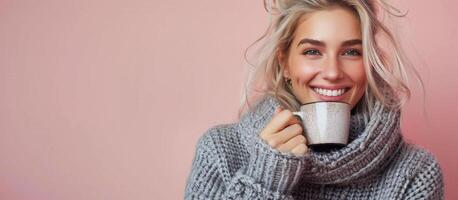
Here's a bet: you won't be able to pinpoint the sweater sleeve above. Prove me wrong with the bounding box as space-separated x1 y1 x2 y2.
401 150 445 200
184 128 306 200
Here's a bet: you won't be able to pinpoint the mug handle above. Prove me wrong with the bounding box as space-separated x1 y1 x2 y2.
292 111 304 122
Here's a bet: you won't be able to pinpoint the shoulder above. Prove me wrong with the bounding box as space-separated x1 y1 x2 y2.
392 144 445 199
194 122 244 154
401 143 442 167
193 123 250 177
396 142 444 180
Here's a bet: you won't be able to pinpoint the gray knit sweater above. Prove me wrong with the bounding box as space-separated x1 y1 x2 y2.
184 95 445 199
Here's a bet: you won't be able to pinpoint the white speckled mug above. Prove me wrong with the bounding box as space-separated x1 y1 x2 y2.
292 101 351 148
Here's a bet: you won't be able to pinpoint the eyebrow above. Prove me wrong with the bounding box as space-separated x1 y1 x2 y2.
296 38 362 47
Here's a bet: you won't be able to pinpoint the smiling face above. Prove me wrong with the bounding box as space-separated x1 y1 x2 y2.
281 7 367 109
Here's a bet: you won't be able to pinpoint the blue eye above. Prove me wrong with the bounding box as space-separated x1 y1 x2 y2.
303 49 321 56
343 49 361 56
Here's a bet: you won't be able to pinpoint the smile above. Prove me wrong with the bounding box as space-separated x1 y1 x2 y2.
312 87 348 97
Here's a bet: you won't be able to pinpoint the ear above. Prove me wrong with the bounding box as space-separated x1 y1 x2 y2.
277 49 290 78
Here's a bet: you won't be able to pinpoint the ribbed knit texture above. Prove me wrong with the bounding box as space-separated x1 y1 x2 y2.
184 95 445 199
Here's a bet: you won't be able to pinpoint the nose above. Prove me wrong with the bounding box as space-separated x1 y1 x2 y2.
321 55 344 81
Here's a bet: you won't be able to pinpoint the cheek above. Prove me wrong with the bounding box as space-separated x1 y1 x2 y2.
289 59 320 82
347 64 367 98
344 62 366 86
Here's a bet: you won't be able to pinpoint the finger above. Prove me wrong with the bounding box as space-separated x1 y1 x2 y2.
266 123 303 148
260 106 283 139
264 110 300 135
276 134 307 153
282 110 301 127
291 143 308 157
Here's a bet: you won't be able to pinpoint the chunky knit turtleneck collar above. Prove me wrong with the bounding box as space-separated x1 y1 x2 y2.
237 94 405 185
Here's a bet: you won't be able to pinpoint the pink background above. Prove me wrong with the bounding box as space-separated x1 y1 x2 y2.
0 0 456 199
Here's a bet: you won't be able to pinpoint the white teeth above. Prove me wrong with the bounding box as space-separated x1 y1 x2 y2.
313 87 346 97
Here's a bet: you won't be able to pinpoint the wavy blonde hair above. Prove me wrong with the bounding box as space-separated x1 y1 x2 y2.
238 0 424 123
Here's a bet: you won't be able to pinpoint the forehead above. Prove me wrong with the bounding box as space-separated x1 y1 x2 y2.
293 8 362 44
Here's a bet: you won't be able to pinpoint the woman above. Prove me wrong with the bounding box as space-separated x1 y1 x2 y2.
185 0 445 199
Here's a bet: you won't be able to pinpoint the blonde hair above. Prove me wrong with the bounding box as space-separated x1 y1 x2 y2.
238 0 424 123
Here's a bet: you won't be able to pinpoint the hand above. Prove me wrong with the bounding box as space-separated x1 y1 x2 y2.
259 106 309 156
